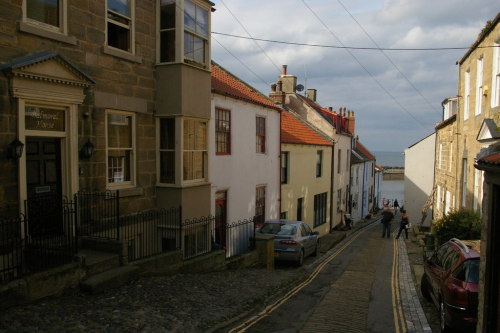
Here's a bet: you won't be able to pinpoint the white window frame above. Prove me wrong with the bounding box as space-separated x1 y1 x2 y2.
157 117 177 184
492 41 500 108
106 110 136 189
182 117 208 183
464 69 470 120
183 0 209 66
106 0 135 54
461 159 467 207
475 56 483 116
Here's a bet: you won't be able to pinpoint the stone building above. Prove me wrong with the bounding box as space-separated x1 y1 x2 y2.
432 97 458 219
0 0 215 219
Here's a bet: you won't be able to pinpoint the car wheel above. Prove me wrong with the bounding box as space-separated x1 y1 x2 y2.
440 300 450 333
312 241 319 257
297 249 304 266
420 274 431 301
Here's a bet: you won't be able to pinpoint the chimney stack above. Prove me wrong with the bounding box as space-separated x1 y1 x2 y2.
280 65 297 94
347 110 355 134
269 81 285 104
306 89 317 102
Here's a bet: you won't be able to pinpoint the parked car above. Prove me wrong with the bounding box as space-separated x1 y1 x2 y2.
257 220 320 266
420 238 480 333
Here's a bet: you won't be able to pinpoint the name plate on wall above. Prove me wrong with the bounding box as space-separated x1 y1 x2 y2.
25 106 65 131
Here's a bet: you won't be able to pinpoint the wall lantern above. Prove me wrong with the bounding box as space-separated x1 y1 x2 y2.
7 138 24 160
80 139 94 159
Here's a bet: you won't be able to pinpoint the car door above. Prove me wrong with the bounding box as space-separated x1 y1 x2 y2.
300 223 315 255
427 245 450 305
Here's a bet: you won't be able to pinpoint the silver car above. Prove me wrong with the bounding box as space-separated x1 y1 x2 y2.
258 220 320 266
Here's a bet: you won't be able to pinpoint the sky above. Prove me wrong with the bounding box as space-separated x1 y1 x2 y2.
210 0 499 153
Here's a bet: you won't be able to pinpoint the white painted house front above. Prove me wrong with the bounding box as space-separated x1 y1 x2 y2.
404 133 436 227
210 62 281 228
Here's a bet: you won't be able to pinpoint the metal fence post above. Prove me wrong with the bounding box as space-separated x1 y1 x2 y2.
115 190 120 240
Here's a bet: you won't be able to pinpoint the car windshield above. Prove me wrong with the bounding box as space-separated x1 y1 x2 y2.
260 223 297 236
452 259 480 283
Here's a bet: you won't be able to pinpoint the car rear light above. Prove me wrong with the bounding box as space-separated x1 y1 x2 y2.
279 240 298 246
448 283 469 308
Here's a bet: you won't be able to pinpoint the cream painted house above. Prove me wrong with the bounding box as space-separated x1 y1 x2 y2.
280 110 333 236
269 66 354 229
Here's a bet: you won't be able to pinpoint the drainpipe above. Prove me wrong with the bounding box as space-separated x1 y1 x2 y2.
330 143 335 232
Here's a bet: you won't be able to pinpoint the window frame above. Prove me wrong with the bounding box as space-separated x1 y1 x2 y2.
492 41 500 108
316 150 323 178
281 151 289 184
106 110 136 189
106 0 135 54
183 0 209 66
215 107 231 155
464 69 470 120
158 117 176 184
256 116 266 154
314 192 327 227
255 185 266 226
182 117 208 183
475 56 483 116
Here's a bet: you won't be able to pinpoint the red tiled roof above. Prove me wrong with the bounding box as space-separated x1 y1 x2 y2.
477 153 500 165
281 111 332 146
356 141 375 160
298 95 350 134
211 62 281 111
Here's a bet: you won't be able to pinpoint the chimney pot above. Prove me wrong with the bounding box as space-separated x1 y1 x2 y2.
282 65 288 75
328 107 333 112
271 83 277 92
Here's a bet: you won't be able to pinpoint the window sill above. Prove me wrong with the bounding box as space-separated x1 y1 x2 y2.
108 186 144 197
156 181 211 189
102 45 143 64
18 21 77 45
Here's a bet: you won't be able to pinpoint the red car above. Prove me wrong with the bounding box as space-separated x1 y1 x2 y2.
421 238 480 333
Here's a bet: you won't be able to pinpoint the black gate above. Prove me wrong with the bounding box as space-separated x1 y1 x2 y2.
24 195 77 274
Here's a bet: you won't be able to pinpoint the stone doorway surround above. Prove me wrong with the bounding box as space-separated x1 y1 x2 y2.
1 51 95 213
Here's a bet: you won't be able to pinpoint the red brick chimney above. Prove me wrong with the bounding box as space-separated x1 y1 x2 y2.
347 111 355 134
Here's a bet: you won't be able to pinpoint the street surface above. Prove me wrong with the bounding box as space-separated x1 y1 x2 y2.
222 223 415 333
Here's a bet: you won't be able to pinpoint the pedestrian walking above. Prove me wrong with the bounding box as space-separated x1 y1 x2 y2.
393 199 400 214
395 209 410 239
381 206 394 238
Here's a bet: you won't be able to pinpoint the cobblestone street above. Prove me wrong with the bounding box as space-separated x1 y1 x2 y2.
0 269 306 333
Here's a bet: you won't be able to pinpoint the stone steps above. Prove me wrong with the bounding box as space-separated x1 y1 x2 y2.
80 265 139 294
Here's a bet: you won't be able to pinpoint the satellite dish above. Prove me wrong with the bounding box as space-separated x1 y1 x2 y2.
296 84 304 92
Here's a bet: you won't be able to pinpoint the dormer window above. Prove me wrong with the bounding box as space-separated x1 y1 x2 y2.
159 0 210 67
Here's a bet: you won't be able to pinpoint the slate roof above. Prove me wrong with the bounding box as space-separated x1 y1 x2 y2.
281 110 332 146
211 62 281 111
356 140 375 160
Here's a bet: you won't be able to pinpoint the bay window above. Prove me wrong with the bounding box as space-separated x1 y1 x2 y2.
183 118 207 181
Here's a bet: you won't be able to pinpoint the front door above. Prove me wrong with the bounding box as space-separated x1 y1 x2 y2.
215 191 227 249
25 137 63 235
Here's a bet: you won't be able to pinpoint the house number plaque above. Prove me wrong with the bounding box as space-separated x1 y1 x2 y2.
25 106 65 131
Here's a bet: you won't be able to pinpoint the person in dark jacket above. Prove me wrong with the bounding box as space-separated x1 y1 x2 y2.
395 209 410 239
381 206 394 238
393 199 400 214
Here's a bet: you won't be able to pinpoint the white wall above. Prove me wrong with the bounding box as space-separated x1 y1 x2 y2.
332 134 352 227
210 95 281 223
404 133 436 226
350 163 364 222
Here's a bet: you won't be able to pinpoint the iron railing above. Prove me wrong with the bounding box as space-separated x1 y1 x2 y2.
0 215 24 284
77 190 119 240
225 219 255 259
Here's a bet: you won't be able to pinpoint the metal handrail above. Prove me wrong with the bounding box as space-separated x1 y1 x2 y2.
450 238 470 253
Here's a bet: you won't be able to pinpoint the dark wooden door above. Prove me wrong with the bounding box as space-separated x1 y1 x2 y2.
215 191 227 249
25 137 63 236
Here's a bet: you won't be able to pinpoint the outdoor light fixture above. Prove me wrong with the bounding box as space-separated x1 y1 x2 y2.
7 138 24 160
80 139 94 159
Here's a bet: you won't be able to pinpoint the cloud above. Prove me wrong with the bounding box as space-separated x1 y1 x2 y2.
211 0 499 151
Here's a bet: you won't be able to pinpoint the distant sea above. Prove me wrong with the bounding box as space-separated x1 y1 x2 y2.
372 151 404 167
372 151 405 206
